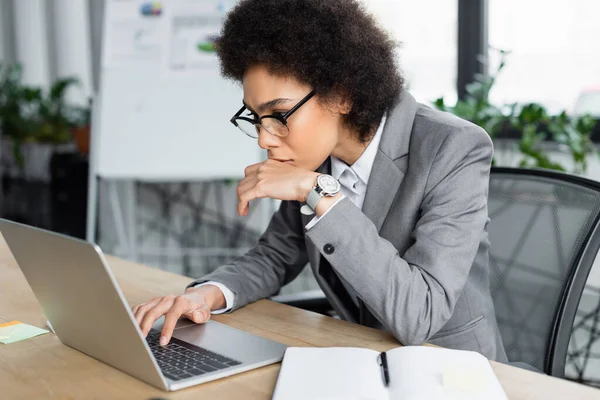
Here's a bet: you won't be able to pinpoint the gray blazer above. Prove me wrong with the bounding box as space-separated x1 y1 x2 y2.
189 91 508 362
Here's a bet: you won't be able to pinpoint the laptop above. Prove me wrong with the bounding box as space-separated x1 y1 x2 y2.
0 218 287 391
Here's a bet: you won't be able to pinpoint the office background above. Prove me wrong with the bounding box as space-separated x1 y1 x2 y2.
1 0 600 387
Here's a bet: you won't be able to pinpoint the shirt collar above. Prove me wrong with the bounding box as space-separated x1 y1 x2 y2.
331 114 387 185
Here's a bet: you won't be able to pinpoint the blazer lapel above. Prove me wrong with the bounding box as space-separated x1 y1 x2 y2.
362 91 418 232
303 91 418 282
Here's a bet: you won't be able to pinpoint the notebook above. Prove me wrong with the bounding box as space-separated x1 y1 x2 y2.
273 346 508 400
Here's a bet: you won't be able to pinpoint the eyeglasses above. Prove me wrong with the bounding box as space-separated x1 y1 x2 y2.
230 90 316 139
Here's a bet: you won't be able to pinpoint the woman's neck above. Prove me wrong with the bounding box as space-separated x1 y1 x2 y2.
330 126 376 166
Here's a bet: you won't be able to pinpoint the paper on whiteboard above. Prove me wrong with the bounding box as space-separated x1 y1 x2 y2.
96 0 259 181
102 0 166 68
164 0 236 75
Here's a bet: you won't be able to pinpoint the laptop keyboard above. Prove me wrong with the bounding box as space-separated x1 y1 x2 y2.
146 330 242 381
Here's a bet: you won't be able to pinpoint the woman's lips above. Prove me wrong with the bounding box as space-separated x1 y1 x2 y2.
271 158 294 164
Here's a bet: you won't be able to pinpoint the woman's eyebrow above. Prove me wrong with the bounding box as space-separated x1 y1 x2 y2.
243 98 293 114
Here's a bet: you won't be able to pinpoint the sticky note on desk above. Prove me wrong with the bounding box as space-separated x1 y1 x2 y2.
0 321 49 344
443 366 488 394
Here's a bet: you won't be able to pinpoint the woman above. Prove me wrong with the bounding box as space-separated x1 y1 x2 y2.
133 0 507 362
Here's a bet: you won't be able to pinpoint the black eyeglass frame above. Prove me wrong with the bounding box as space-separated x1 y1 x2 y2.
229 89 316 137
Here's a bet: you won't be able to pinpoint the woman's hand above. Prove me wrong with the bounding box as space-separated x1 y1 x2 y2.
237 159 319 216
132 285 225 346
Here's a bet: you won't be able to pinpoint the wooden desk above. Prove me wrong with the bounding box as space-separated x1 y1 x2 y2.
1 237 598 399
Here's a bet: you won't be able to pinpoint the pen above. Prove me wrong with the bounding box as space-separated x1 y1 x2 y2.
379 351 390 387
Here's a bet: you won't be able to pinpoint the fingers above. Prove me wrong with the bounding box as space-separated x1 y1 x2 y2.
236 176 258 216
159 296 188 345
238 162 264 216
133 294 213 346
160 299 210 346
237 175 257 195
244 161 263 177
185 304 211 325
138 296 177 337
238 159 288 216
238 185 267 216
132 297 162 325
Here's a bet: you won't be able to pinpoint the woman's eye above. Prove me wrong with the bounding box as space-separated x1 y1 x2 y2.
271 111 286 118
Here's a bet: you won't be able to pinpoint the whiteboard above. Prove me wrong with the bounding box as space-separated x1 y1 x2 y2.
95 0 261 181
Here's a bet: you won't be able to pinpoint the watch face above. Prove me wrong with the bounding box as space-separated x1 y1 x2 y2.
318 174 340 194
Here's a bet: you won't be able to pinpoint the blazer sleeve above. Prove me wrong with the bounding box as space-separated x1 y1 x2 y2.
305 126 494 345
186 199 309 311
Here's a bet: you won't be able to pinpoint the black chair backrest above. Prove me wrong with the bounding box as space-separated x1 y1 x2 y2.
488 167 600 377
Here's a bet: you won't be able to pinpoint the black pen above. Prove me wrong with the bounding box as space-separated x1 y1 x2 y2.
379 351 390 387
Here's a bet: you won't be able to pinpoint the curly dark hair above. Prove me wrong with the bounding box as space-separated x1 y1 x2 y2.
216 0 404 142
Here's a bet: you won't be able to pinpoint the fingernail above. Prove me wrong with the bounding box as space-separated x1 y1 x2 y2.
159 336 167 346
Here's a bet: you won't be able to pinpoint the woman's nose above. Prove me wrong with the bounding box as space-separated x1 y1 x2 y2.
257 125 280 150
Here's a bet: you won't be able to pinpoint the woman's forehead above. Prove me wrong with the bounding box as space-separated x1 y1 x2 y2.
244 66 300 87
242 66 309 107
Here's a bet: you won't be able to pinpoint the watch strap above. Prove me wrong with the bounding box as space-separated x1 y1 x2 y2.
306 187 323 211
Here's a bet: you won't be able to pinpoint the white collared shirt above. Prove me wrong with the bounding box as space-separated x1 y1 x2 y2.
199 115 387 313
304 114 386 229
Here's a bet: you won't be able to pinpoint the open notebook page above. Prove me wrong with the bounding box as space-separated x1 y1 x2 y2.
272 347 388 400
386 346 507 400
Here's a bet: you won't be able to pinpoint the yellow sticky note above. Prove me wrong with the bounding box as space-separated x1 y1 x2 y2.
0 320 49 344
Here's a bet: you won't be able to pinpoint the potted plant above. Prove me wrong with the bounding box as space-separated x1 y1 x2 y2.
0 62 80 180
433 49 598 174
71 97 92 155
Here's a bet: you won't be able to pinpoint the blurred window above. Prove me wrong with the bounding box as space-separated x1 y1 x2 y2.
362 0 458 105
489 0 600 115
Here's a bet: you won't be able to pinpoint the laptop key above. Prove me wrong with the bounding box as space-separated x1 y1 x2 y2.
211 352 231 362
163 372 183 381
214 355 233 363
226 360 242 366
188 360 208 369
197 364 218 373
204 359 229 370
185 367 207 376
178 372 193 379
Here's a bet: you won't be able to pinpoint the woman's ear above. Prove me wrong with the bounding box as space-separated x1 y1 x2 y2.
326 90 352 115
338 96 352 115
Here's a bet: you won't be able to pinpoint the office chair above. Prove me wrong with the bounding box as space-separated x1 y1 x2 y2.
273 167 600 378
488 167 600 377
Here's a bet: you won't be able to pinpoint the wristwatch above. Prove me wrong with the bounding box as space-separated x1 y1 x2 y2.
300 174 341 215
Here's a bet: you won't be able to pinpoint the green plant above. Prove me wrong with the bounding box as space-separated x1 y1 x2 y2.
0 63 29 166
434 49 598 174
0 62 80 167
70 96 92 128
